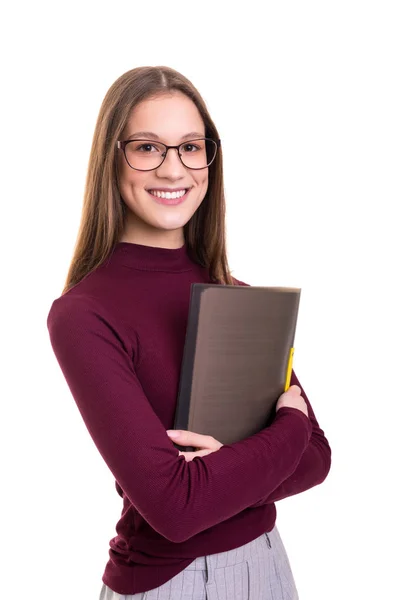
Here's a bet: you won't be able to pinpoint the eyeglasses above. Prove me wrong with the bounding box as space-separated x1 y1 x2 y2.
116 137 220 171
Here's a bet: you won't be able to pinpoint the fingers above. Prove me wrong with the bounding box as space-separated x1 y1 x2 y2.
286 384 302 396
167 429 213 448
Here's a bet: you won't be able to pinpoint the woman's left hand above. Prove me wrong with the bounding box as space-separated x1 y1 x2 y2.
166 429 223 462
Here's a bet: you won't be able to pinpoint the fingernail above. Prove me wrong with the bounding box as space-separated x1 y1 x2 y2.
166 430 180 438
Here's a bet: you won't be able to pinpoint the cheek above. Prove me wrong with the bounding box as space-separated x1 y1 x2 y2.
119 167 146 193
196 172 209 190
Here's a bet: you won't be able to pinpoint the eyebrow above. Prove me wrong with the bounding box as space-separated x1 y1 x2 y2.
126 131 205 141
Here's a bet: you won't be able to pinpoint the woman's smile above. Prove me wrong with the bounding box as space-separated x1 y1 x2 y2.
147 188 191 205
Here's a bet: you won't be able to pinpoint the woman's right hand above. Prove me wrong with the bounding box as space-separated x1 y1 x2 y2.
276 385 309 418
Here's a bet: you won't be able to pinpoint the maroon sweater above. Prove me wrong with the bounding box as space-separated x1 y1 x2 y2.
47 241 331 595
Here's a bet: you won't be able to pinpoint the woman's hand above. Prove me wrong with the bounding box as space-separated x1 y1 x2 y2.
276 384 309 418
166 430 223 462
166 385 307 463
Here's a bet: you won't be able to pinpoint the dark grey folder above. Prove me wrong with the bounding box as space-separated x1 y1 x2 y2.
174 284 301 453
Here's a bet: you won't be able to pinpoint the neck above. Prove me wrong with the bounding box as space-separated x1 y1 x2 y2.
120 216 185 249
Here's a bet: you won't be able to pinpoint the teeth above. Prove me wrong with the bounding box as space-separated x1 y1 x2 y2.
149 189 187 199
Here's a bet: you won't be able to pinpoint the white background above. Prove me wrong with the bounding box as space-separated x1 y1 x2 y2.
1 1 399 599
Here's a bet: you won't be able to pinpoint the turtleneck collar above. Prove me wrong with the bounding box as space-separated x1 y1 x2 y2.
110 241 195 273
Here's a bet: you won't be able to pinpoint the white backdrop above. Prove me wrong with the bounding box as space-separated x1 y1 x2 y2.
1 1 399 599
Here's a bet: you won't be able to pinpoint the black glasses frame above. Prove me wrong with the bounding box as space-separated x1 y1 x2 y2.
116 137 221 171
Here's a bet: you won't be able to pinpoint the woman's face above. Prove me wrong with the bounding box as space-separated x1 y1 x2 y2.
117 91 209 247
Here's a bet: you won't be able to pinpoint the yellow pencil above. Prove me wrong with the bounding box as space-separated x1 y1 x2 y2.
284 347 295 392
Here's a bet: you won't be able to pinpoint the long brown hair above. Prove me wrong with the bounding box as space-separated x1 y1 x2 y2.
62 66 234 295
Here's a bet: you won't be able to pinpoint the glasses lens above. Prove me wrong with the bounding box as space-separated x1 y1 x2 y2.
124 139 217 170
124 140 166 170
179 139 217 169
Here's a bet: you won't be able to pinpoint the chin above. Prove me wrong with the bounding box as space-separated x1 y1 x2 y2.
152 218 190 231
152 208 197 228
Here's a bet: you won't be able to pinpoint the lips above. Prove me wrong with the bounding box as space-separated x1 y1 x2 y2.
147 187 190 193
147 188 190 205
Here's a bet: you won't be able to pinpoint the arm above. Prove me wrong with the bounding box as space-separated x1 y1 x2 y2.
250 370 331 507
47 294 312 543
231 277 331 505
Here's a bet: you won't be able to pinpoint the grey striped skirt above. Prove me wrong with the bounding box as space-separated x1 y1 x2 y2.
99 525 299 600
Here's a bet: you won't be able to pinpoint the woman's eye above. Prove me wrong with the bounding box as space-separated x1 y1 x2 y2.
182 143 199 152
137 144 157 153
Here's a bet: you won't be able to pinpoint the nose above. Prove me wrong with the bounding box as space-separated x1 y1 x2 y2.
156 147 187 178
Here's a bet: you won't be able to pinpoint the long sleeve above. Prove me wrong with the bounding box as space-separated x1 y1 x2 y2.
47 294 312 544
250 370 331 507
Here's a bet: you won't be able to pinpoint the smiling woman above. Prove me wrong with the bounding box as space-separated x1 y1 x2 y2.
116 92 212 247
59 66 234 292
46 65 331 600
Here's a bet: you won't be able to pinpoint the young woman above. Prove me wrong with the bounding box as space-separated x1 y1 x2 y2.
47 66 331 600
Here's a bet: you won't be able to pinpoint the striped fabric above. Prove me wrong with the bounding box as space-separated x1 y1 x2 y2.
99 525 299 600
